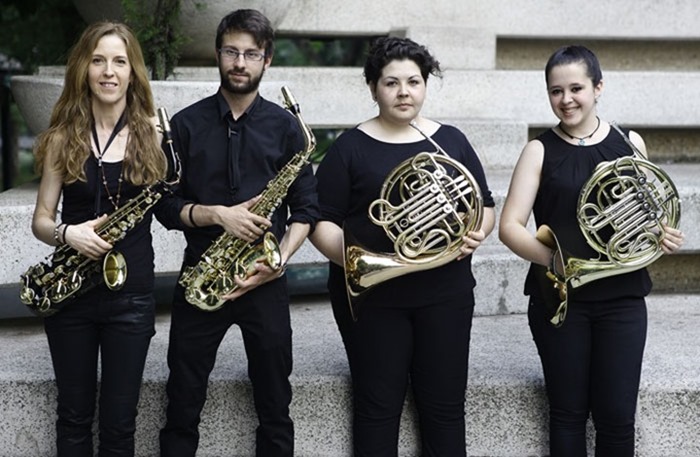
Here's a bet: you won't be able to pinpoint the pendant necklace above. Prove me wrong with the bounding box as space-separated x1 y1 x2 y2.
558 116 601 146
92 111 127 211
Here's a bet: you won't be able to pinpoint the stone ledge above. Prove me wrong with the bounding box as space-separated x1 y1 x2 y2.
0 294 697 456
2 163 698 319
279 0 700 41
13 69 700 136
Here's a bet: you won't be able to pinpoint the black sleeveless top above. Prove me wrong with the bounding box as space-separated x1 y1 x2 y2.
61 155 157 294
524 127 652 302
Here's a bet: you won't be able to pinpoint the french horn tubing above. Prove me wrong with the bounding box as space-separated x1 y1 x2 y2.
343 121 484 320
537 123 681 327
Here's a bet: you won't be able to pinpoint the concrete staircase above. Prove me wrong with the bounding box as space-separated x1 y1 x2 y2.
1 294 698 456
3 0 700 455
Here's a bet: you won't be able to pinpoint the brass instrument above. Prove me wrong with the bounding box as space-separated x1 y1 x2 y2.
19 108 181 316
344 121 484 320
537 123 681 327
178 86 316 312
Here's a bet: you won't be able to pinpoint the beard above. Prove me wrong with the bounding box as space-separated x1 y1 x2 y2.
219 65 264 95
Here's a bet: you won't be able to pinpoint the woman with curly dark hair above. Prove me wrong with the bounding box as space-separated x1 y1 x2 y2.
311 36 496 456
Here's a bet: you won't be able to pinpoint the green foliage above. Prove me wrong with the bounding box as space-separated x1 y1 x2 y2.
0 0 85 73
122 0 205 80
310 129 343 164
275 37 372 67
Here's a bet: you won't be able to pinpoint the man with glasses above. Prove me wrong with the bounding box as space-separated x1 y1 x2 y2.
157 9 319 457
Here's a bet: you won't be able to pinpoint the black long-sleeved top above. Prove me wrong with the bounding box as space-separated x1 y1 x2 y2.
157 90 319 266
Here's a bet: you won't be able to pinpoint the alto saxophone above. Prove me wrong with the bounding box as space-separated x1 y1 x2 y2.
19 108 181 317
178 86 316 312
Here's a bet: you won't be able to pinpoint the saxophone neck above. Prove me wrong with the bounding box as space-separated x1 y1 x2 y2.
282 86 317 158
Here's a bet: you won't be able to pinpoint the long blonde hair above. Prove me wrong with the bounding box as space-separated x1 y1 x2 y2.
34 21 166 186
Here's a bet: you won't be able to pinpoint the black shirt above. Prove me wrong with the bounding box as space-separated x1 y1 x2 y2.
316 124 495 307
157 90 319 266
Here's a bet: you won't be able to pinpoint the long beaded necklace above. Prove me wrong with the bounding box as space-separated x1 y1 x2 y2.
92 111 127 212
558 116 601 146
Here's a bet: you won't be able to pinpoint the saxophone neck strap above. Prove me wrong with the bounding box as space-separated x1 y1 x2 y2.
91 110 128 216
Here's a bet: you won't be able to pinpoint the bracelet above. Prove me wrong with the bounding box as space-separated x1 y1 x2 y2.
53 223 64 245
188 204 199 228
61 224 69 245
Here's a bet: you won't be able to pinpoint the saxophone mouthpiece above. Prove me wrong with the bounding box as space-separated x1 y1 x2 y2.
281 86 300 115
157 107 172 140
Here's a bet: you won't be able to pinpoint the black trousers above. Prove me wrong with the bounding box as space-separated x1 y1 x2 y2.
159 281 293 457
528 295 647 457
44 289 156 457
332 290 475 457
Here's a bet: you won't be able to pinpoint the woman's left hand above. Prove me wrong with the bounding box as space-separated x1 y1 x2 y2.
661 224 685 254
457 229 487 261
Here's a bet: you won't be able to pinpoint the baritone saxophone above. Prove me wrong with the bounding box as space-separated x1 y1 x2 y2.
178 86 316 312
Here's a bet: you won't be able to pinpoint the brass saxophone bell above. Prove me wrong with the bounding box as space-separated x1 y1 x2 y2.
103 250 127 290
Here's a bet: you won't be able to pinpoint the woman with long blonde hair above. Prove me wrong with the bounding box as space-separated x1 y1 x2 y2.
31 21 168 456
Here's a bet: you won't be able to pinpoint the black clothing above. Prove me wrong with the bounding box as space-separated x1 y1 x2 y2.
317 125 495 311
157 91 319 266
525 126 651 457
158 89 318 457
45 290 155 457
316 124 493 456
524 128 652 302
62 156 159 294
331 287 475 457
48 154 161 456
160 282 293 457
529 295 646 456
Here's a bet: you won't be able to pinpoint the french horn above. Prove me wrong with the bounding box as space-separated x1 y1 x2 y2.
537 123 681 327
344 121 484 320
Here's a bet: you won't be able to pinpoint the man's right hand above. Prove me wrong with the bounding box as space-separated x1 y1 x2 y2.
216 195 272 243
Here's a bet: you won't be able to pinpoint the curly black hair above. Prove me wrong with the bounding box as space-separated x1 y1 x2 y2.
363 36 442 86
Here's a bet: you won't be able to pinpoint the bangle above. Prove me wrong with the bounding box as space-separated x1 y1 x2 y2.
53 223 64 245
61 224 69 245
188 204 199 228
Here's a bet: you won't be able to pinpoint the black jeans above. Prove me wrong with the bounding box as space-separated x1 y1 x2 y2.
159 281 293 457
332 291 475 457
44 288 156 457
528 295 647 457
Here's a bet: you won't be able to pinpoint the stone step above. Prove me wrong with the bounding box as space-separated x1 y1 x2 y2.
13 68 700 139
2 162 698 318
0 293 697 456
277 0 700 42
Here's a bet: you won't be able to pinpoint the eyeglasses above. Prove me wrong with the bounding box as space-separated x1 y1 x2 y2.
218 48 265 62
